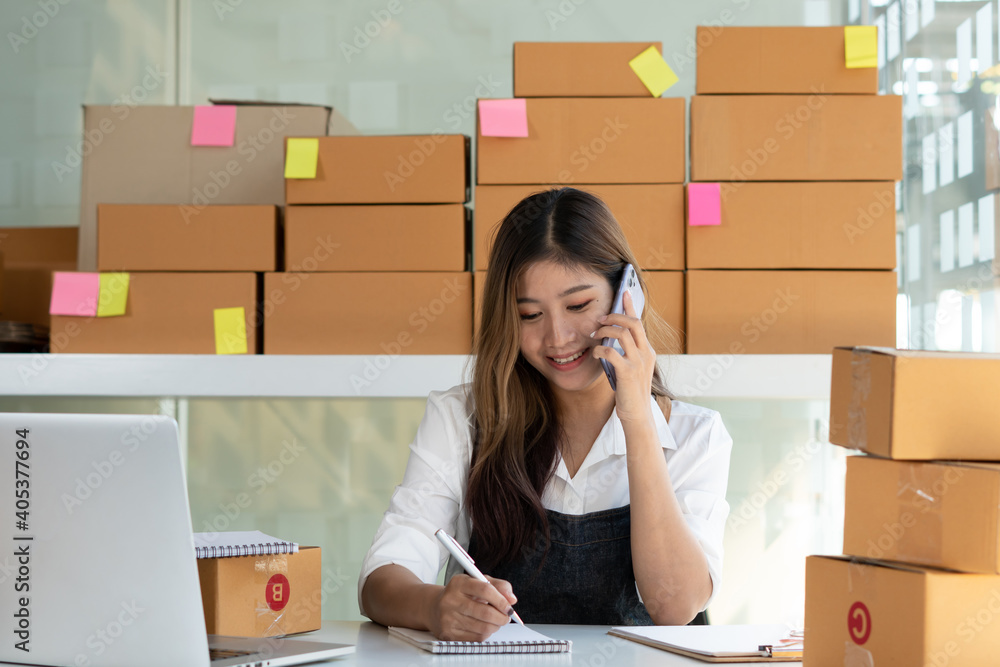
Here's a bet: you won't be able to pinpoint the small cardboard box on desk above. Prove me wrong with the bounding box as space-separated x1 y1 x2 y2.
197 547 322 637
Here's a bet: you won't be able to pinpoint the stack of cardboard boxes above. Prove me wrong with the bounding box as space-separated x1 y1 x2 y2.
273 134 472 354
475 42 687 352
687 27 901 354
48 102 340 354
804 346 1000 665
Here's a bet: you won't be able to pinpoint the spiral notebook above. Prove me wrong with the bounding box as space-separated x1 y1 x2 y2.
388 625 571 654
192 530 299 558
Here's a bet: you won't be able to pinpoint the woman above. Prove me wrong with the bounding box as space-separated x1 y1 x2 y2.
358 187 732 641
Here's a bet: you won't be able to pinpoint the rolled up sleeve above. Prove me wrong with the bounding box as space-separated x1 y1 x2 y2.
357 388 473 617
667 410 733 611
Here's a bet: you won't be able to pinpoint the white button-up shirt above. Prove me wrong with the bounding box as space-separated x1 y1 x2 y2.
358 383 733 617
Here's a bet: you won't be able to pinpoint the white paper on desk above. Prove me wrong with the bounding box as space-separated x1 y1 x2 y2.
609 624 791 657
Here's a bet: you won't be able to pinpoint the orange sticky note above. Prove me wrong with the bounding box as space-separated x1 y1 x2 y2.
285 138 319 179
97 272 129 317
191 105 237 146
845 26 878 69
50 272 99 316
478 99 529 137
688 183 721 226
628 45 678 97
214 307 248 355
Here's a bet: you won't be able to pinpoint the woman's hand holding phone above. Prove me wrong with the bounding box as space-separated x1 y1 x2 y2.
592 288 657 425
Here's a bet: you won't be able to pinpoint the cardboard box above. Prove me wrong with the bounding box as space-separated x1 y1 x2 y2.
686 270 896 354
98 205 277 271
830 347 1000 460
197 547 321 637
804 555 1000 666
690 95 902 181
473 269 684 353
477 98 685 185
513 42 662 97
78 103 349 271
285 135 469 205
844 456 1000 574
473 184 684 271
0 227 77 327
645 270 685 354
285 204 466 272
50 272 257 354
686 182 896 269
696 27 879 94
264 272 472 354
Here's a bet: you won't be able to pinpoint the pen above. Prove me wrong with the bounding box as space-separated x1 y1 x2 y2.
434 528 525 626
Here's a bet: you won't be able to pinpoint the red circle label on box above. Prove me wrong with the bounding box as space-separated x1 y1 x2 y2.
266 574 290 611
848 601 872 645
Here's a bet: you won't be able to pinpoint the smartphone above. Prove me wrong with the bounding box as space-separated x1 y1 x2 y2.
601 264 645 391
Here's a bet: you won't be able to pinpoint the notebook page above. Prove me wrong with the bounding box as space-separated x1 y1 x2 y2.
391 624 559 645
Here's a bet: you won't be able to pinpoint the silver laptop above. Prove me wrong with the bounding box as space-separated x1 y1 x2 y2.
0 412 354 667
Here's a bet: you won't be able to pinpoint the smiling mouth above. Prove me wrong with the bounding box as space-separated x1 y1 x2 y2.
548 349 587 365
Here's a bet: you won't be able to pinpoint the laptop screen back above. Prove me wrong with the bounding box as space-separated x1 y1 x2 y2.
0 412 210 667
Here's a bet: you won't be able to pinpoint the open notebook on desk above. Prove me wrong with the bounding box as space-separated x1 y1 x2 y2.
389 624 571 654
609 624 802 662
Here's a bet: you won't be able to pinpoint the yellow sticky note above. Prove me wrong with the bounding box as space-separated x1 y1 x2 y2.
845 25 878 69
214 307 248 355
97 272 129 317
628 45 678 97
284 138 319 179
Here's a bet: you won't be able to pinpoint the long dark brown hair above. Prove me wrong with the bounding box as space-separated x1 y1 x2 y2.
467 187 680 569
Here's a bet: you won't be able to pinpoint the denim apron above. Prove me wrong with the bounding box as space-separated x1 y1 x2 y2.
466 504 709 626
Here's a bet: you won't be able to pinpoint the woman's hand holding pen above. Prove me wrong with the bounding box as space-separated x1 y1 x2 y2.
591 289 656 425
427 573 517 642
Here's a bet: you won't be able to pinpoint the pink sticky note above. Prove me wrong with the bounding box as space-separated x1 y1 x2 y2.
688 183 722 226
50 272 99 316
191 105 237 146
479 99 528 138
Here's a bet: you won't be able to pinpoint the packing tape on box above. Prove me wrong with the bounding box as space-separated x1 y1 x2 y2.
254 555 290 637
847 353 871 450
894 464 947 564
844 642 875 667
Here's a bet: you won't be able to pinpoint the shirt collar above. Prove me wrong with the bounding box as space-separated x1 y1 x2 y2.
608 394 678 457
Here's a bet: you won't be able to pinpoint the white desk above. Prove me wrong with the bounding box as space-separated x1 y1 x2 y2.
284 621 803 666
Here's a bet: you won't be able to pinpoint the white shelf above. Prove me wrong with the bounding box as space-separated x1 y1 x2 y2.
1 354 832 400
